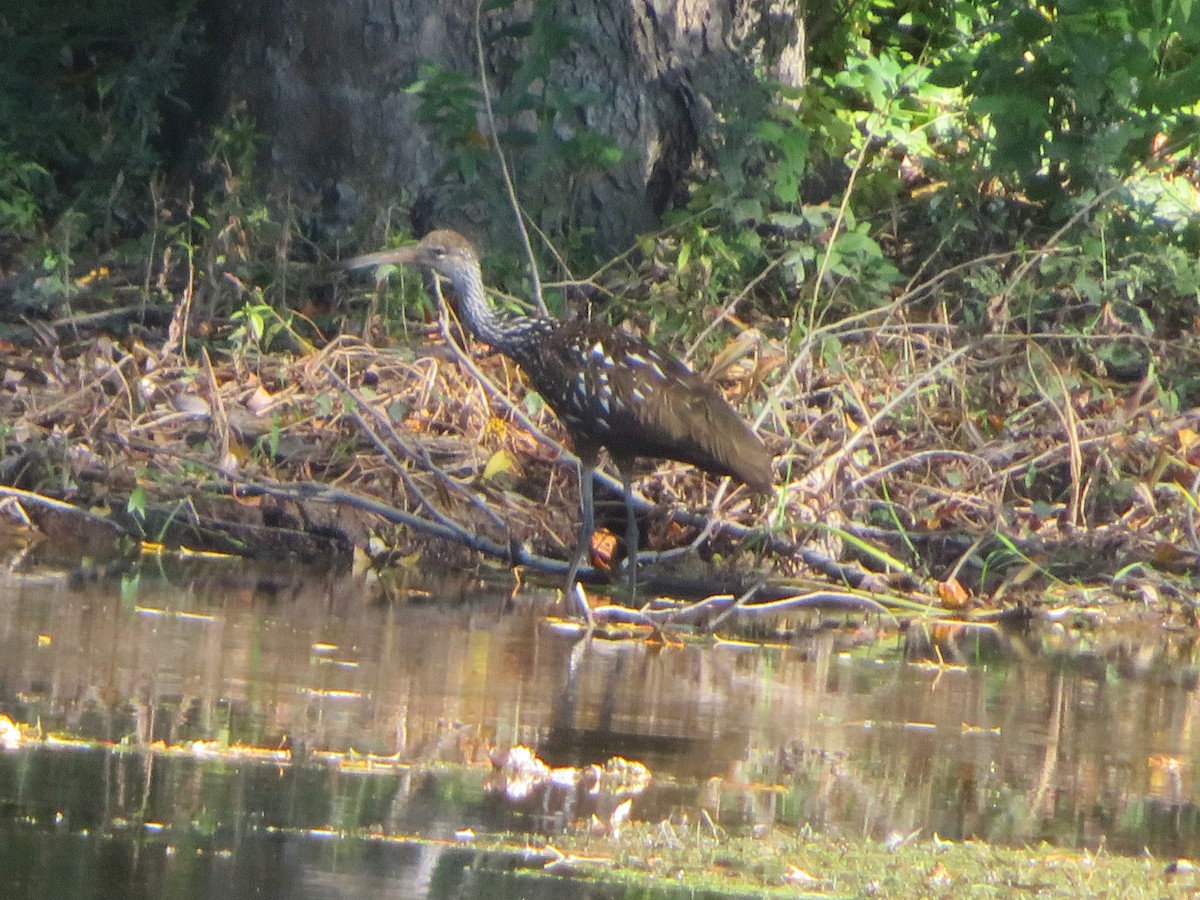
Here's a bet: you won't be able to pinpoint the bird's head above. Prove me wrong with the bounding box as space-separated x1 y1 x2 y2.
390 230 480 279
341 229 481 280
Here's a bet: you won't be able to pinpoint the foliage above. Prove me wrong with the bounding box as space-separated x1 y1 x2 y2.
397 0 1200 358
407 0 623 276
2 0 1198 374
229 296 287 355
0 145 50 242
933 0 1200 208
0 0 202 250
661 18 965 334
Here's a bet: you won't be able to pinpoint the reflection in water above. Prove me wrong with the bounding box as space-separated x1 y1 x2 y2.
2 553 1200 895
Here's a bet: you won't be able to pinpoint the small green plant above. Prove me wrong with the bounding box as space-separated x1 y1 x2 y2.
0 145 50 241
191 107 319 327
127 483 148 523
252 418 283 464
34 208 89 310
228 293 298 355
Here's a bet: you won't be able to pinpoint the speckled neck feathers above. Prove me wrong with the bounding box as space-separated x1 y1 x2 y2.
434 254 556 364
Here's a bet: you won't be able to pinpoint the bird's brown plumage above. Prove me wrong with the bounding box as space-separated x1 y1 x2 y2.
517 318 773 493
344 229 773 594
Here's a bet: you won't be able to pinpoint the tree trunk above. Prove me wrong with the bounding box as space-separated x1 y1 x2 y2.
203 0 803 252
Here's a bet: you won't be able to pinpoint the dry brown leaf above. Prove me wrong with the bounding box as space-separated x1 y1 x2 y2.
937 577 970 609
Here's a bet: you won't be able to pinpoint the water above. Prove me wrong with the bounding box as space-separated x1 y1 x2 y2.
1 549 1199 897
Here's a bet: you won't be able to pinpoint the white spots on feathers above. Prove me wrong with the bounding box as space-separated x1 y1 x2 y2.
626 351 667 382
584 340 617 372
629 350 667 379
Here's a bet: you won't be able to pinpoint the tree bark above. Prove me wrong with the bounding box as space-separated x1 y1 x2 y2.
203 0 804 252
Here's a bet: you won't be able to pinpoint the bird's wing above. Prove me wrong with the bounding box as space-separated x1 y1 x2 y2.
520 323 771 489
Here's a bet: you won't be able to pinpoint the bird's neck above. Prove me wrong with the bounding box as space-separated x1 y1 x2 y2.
443 261 549 357
443 261 510 347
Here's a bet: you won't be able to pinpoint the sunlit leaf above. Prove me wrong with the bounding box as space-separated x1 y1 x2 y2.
936 577 970 610
482 449 519 481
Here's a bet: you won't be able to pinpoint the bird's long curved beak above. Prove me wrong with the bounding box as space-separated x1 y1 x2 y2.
340 245 422 271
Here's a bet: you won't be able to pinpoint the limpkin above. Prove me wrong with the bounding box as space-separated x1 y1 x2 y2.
345 230 773 596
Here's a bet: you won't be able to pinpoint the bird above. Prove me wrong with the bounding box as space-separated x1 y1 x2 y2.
344 229 773 598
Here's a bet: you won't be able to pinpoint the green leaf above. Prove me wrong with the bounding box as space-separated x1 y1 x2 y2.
768 213 807 229
387 399 409 423
677 242 691 271
1011 8 1051 41
523 391 546 417
1030 500 1057 519
127 485 147 521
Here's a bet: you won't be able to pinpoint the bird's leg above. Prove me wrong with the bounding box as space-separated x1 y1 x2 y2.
622 469 639 600
564 457 596 594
